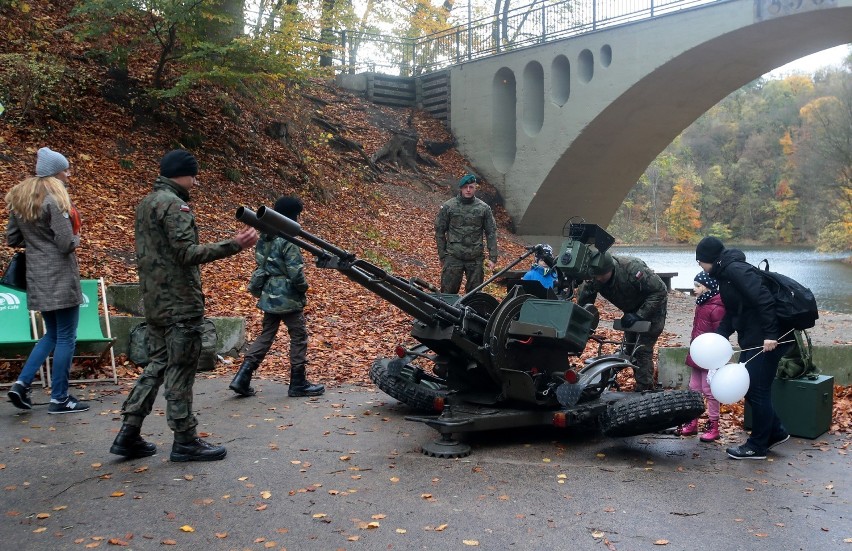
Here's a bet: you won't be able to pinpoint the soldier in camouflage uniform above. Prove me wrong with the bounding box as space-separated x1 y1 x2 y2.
577 249 668 391
229 196 324 398
434 174 498 294
110 150 258 462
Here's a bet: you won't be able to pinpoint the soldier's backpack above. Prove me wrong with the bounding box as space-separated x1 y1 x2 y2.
777 329 820 380
126 318 218 371
128 322 150 367
753 259 819 330
196 318 219 372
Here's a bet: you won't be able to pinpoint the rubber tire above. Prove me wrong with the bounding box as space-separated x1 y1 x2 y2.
599 390 706 437
369 358 448 412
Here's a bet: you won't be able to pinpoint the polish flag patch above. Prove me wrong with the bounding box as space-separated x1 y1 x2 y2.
180 204 191 212
635 271 644 279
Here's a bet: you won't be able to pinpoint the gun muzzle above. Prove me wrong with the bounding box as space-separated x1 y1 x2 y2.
235 206 279 236
256 206 302 237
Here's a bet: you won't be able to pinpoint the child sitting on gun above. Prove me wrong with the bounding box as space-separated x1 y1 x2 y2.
522 244 558 290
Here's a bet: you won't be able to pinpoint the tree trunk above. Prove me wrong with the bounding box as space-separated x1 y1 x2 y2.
320 0 338 67
205 0 245 44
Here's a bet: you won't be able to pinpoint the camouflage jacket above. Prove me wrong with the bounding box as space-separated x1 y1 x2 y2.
135 176 242 325
434 195 498 262
577 255 668 322
255 233 308 314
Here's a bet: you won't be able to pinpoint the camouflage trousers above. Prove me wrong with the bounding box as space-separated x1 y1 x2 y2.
623 316 665 391
243 310 308 375
121 316 203 442
440 255 485 294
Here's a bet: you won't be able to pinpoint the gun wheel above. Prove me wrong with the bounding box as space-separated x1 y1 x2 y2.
370 357 448 412
599 390 706 437
421 437 471 458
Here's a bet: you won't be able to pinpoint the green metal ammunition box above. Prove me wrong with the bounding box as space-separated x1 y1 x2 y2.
744 375 834 439
509 300 593 350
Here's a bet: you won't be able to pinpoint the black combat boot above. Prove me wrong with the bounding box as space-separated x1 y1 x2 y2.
109 424 157 458
288 368 325 397
228 360 256 396
170 437 227 462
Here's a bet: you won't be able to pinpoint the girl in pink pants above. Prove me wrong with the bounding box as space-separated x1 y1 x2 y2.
677 272 725 441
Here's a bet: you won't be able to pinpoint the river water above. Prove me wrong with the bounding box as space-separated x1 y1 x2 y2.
612 246 852 314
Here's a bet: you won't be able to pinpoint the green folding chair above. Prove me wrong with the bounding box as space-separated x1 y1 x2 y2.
37 278 117 384
0 284 49 387
72 278 117 383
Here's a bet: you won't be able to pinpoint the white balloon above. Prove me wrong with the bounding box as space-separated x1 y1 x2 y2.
710 362 750 404
689 333 734 370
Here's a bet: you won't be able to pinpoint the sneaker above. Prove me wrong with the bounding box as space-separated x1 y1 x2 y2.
47 395 90 414
726 443 766 460
768 433 791 450
8 382 32 410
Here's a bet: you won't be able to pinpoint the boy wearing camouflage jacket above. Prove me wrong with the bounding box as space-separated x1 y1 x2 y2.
229 196 324 398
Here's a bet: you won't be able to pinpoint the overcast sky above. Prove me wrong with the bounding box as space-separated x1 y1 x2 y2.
765 45 851 78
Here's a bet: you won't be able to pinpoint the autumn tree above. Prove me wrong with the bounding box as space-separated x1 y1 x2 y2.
72 0 316 97
664 173 702 243
797 70 852 251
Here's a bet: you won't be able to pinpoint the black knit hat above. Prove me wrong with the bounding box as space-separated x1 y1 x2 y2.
695 236 725 263
274 196 303 220
160 150 198 179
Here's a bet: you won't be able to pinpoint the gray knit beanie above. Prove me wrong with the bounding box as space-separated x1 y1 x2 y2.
35 147 69 177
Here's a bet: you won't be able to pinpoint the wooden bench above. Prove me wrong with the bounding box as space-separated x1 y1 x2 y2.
654 272 678 291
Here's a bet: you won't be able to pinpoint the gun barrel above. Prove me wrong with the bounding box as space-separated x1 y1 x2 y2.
245 204 477 330
236 206 327 258
257 206 355 262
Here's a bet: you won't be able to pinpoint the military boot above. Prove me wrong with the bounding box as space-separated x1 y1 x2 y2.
228 360 256 396
170 437 227 462
288 368 325 397
109 424 157 458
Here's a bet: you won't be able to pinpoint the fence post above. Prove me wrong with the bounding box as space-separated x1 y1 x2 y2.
651 0 655 17
593 0 597 31
541 4 546 43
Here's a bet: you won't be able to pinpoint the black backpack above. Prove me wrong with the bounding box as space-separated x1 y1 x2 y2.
753 259 819 330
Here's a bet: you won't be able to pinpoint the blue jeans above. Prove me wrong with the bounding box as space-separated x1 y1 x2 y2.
18 306 80 401
741 342 792 452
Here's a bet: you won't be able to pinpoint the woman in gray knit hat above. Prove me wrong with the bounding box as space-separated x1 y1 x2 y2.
5 147 88 414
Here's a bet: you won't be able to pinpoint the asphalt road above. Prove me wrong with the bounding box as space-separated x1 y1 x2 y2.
1 378 849 551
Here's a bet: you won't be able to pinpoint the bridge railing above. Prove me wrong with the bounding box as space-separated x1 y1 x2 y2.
335 0 721 76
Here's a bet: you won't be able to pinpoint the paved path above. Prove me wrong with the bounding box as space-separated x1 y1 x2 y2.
2 378 849 550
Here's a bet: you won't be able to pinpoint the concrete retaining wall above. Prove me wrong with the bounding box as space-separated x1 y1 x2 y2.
108 315 246 358
658 346 852 388
106 283 246 358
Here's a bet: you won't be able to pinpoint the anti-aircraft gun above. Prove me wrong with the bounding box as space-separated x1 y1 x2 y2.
237 206 703 458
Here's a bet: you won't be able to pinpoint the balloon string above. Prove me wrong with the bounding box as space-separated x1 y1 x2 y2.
736 332 796 365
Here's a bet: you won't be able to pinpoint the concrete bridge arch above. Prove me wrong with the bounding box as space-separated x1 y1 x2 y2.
448 0 852 240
